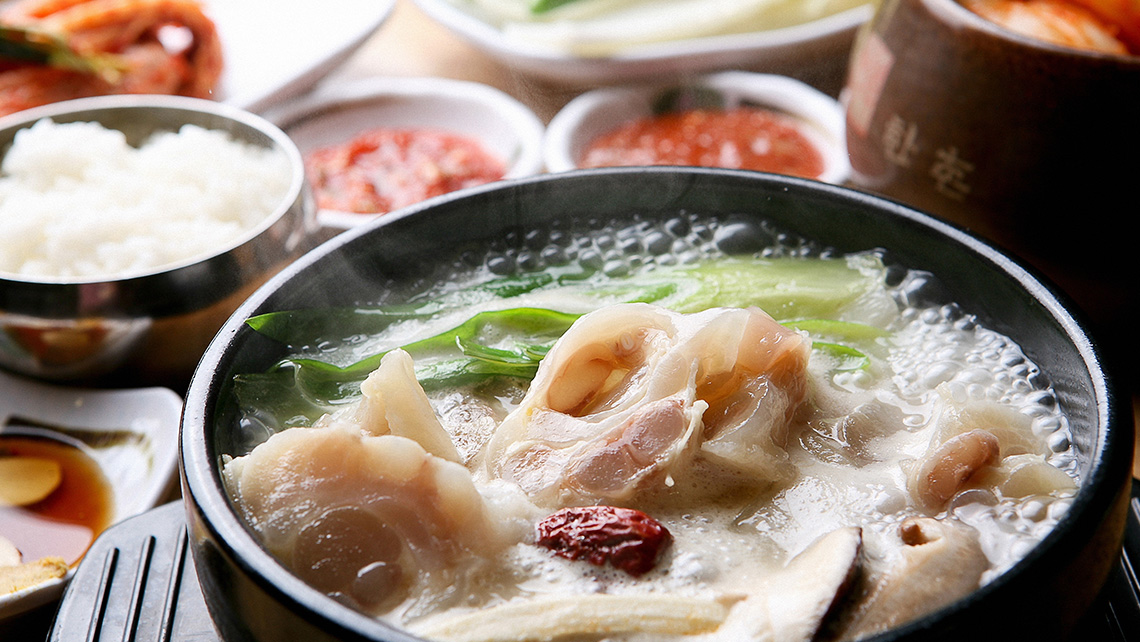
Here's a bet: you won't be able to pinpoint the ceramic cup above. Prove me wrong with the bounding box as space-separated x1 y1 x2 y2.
842 0 1139 362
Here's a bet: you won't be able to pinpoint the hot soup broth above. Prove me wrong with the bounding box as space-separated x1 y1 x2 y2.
223 213 1078 642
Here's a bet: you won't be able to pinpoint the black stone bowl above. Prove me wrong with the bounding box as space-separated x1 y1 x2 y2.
180 167 1133 642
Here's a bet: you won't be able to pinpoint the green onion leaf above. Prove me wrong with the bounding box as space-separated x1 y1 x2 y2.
785 319 890 340
0 25 124 81
812 342 871 371
529 0 585 14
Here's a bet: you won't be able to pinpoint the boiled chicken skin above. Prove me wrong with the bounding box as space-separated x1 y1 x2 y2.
480 303 811 506
223 350 504 614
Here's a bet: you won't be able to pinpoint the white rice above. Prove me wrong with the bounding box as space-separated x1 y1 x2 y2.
0 118 293 280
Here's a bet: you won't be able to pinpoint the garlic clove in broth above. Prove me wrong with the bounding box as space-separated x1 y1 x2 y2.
907 429 1001 511
931 387 1049 459
0 456 62 507
0 535 21 566
974 453 1078 499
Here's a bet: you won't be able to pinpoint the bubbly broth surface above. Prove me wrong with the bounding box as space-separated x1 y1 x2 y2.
225 212 1077 641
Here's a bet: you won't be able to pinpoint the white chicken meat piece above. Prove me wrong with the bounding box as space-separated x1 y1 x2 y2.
224 426 500 613
223 350 500 614
480 303 810 506
907 385 1076 511
324 348 462 463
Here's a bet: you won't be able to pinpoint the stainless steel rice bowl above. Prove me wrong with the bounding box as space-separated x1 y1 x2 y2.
0 95 316 387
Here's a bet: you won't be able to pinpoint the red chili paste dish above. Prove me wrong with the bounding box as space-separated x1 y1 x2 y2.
270 78 545 228
305 127 507 215
579 106 827 179
543 72 849 184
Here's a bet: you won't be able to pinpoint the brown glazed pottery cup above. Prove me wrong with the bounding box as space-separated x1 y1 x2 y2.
842 0 1139 375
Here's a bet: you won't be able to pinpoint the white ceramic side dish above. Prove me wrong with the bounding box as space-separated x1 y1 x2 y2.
0 0 394 115
412 0 874 85
0 371 182 620
266 76 546 230
543 71 851 184
206 0 396 112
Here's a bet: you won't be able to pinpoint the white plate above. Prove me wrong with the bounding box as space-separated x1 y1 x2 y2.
265 76 546 230
0 0 394 114
0 371 182 620
412 0 874 86
206 0 396 112
544 71 851 185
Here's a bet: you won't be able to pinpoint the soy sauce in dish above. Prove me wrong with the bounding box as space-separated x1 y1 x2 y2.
0 433 113 566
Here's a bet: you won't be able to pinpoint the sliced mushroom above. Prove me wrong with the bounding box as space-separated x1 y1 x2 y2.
721 526 863 641
830 517 987 640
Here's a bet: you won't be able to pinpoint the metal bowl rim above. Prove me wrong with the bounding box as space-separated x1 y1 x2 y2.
0 94 308 286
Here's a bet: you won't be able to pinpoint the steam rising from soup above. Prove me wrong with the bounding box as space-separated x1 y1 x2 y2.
223 212 1077 641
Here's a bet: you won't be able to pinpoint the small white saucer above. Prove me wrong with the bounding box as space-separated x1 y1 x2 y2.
543 71 851 185
266 76 547 231
0 371 182 620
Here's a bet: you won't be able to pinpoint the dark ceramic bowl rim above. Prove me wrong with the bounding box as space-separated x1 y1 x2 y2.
928 0 1140 64
181 167 1131 642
